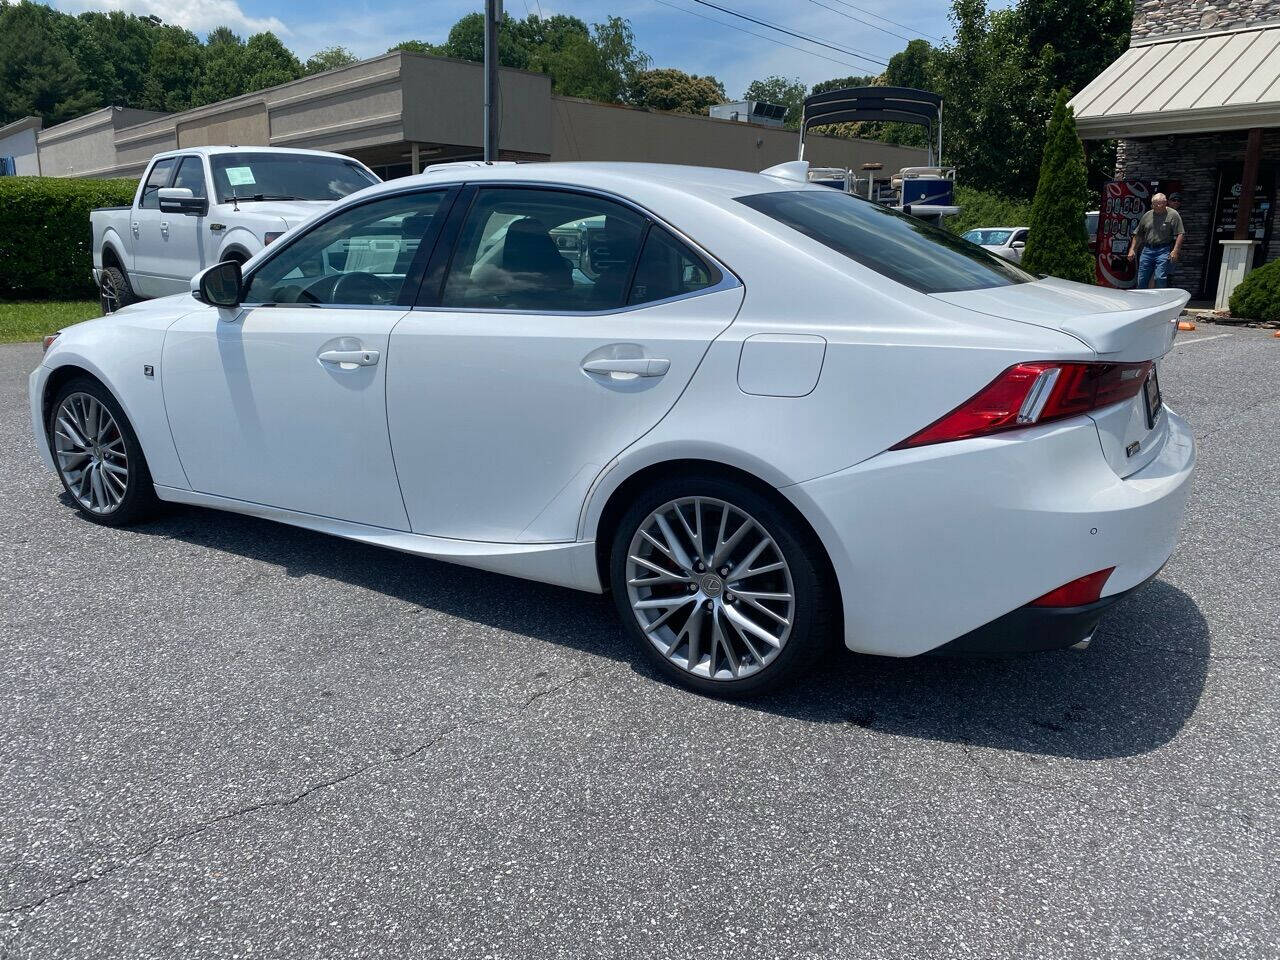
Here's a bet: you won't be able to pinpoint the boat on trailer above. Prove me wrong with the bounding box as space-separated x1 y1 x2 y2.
796 86 960 223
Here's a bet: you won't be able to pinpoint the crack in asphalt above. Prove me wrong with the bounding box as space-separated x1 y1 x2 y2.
0 668 595 944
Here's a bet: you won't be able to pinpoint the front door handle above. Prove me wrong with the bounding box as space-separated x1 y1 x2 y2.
582 358 670 378
160 221 169 237
319 349 380 367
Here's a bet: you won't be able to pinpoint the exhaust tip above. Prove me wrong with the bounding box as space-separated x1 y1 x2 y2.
1071 630 1096 651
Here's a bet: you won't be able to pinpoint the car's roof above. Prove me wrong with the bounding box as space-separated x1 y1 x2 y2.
967 226 1025 232
154 145 361 160
361 161 806 204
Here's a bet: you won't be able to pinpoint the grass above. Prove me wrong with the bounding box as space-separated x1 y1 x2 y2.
0 301 100 344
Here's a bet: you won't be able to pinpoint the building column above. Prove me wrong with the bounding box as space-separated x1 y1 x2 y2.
410 142 421 176
1217 127 1264 311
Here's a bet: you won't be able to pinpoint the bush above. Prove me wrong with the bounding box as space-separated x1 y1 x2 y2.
947 186 1034 237
0 176 138 300
1229 258 1280 322
1021 89 1094 283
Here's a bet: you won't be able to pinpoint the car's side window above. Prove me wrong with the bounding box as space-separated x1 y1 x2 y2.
139 158 177 210
243 191 446 307
172 156 207 199
441 188 646 312
1012 229 1029 245
628 226 717 306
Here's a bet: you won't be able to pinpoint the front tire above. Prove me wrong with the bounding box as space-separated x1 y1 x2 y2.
48 377 159 526
610 475 834 697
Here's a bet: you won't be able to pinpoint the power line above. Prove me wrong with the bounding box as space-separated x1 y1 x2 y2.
819 0 947 44
681 0 889 67
650 0 882 73
804 0 915 45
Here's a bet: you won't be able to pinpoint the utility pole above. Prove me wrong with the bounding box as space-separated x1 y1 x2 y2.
484 0 501 162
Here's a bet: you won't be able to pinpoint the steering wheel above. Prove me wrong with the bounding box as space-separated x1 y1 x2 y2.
331 271 397 305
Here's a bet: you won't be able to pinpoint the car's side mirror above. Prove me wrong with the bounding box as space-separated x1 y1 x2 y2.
158 187 209 217
193 260 243 309
1011 240 1026 250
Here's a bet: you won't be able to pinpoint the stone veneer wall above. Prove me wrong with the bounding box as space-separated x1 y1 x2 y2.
1133 0 1280 40
1116 129 1280 296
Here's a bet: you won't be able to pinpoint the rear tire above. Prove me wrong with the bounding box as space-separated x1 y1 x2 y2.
99 265 135 315
48 377 160 526
610 474 834 698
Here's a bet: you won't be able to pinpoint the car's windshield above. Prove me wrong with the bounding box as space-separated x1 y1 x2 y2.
963 229 1015 246
209 153 377 203
739 190 1033 294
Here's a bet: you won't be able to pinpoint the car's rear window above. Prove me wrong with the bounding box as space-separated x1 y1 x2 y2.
737 189 1034 294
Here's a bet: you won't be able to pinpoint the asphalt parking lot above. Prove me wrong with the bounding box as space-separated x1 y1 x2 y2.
1 327 1277 959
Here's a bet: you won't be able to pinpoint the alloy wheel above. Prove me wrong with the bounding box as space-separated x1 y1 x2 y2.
625 497 795 681
53 392 129 514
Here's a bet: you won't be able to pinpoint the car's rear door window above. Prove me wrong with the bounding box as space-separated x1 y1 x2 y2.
628 226 718 305
440 188 648 312
738 189 1033 293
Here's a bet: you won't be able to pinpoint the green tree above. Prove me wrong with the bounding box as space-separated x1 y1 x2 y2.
631 68 725 113
743 75 807 129
305 45 358 74
387 40 442 55
144 25 204 112
242 32 303 91
932 0 1057 196
196 27 250 104
0 1 93 125
1021 89 1093 282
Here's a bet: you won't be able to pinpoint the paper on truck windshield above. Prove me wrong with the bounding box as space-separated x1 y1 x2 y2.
225 166 256 186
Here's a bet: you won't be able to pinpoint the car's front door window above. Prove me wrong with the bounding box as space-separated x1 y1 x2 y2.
244 191 448 306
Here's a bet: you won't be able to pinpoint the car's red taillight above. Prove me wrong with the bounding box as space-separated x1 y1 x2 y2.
1030 567 1115 607
892 360 1153 449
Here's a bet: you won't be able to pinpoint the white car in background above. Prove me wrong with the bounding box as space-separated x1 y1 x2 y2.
33 161 1194 697
963 226 1029 263
90 146 379 313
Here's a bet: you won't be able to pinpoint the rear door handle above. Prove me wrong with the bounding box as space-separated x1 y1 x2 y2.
582 358 670 378
131 221 139 235
319 349 380 367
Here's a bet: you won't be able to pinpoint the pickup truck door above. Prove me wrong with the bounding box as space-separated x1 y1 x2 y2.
161 186 454 529
152 155 209 293
129 157 177 298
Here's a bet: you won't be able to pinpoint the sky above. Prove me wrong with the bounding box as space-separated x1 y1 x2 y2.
51 0 970 98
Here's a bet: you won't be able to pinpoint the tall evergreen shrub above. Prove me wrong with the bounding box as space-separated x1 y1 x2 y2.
1021 89 1094 283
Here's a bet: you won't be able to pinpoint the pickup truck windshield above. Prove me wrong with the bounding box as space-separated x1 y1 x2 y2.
209 153 377 203
737 189 1033 294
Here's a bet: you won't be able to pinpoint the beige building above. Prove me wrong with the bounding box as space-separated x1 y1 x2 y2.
0 50 924 182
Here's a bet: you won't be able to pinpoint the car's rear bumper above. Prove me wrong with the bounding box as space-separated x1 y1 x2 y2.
931 576 1151 657
783 407 1195 657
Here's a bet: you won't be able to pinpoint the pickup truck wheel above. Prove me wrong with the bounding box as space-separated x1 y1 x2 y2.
99 266 135 315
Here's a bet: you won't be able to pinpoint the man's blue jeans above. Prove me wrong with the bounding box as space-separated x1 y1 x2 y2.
1137 244 1173 288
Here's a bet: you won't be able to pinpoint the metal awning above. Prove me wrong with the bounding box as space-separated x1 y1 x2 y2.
1070 23 1280 139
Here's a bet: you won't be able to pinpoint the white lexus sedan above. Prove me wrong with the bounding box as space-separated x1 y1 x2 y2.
30 161 1195 697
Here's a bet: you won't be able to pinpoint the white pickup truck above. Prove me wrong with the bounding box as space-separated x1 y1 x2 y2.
91 145 379 312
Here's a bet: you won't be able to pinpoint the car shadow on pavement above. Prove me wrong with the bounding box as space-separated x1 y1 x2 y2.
136 504 1210 762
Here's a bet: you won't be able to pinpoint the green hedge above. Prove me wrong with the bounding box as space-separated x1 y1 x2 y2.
946 186 1034 237
0 176 138 300
1229 258 1280 323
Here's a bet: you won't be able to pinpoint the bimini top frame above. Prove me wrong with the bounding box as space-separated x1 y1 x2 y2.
798 87 944 167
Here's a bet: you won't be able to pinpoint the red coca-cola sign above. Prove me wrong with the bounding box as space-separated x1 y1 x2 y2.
1096 180 1149 288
